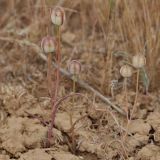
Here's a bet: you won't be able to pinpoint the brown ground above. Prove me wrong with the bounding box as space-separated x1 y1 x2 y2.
0 0 160 160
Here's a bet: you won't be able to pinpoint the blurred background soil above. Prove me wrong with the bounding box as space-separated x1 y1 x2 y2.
0 0 160 160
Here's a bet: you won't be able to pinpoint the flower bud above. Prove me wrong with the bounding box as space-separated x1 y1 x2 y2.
51 7 65 26
120 65 132 78
132 54 146 69
41 36 56 54
68 60 81 75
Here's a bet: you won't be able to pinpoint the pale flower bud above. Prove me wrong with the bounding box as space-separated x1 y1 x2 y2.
41 36 56 54
120 65 132 78
51 7 65 26
132 54 146 69
68 60 81 75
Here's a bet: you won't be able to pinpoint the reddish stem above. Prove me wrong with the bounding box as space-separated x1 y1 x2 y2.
47 26 61 147
54 26 61 100
47 92 92 147
47 53 52 96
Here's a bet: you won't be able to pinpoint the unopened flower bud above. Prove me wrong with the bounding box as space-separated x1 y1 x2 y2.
68 60 81 75
51 6 65 26
41 36 56 54
132 54 146 69
120 65 132 78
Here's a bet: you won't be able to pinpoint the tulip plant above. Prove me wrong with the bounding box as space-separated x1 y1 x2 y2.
68 60 81 152
131 54 146 118
120 64 132 118
41 6 65 147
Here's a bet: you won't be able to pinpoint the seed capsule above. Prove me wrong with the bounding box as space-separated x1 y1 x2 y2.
41 36 56 54
51 6 65 26
68 60 81 75
120 65 132 78
132 54 146 69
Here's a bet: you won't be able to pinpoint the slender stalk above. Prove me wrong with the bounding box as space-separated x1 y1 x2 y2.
130 69 140 119
70 75 76 153
134 69 140 106
109 140 128 159
54 26 61 99
123 77 130 140
124 78 128 116
122 70 140 142
47 53 52 96
72 76 76 102
111 86 114 99
100 58 107 92
47 26 61 147
108 51 113 94
69 75 76 126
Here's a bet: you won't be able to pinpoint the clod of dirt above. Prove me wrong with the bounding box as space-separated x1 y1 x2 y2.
18 148 82 160
0 116 62 155
22 119 48 148
54 112 83 132
0 110 7 125
18 102 50 120
126 119 151 153
136 108 147 119
77 130 103 155
0 83 50 120
18 149 52 160
137 144 160 160
0 117 26 155
126 134 149 152
128 119 151 135
51 150 82 160
154 127 160 144
55 111 109 158
87 103 106 120
147 112 160 130
77 129 118 159
0 84 37 115
23 117 64 147
0 154 10 160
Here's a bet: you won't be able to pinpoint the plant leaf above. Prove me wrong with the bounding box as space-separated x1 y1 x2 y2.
113 51 132 60
140 67 150 93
